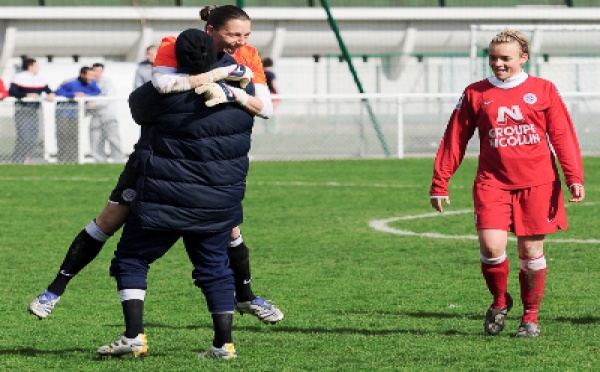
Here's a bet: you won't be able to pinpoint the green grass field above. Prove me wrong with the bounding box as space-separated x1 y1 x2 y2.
1 158 599 371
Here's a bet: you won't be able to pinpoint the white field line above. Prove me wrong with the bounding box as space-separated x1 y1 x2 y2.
369 203 600 244
250 181 420 188
0 177 418 188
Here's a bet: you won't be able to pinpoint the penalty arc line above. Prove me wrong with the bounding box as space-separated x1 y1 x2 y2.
369 205 600 244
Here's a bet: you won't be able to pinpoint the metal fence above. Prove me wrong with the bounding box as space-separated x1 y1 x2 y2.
1 92 599 164
0 96 130 164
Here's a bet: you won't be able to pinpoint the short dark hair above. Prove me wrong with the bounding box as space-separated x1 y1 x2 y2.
92 63 104 69
80 66 92 75
21 57 36 71
262 57 273 68
175 28 217 75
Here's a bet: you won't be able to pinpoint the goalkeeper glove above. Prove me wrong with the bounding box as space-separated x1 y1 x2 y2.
208 64 254 88
195 82 249 107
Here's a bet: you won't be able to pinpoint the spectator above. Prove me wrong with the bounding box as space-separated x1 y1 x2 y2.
133 45 157 89
262 57 278 95
89 63 125 163
8 57 55 163
54 66 101 163
0 79 8 99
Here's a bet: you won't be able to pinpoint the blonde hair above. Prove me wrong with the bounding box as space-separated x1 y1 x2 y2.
490 30 529 55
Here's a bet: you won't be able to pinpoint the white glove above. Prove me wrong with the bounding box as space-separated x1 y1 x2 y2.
208 64 254 88
195 82 249 107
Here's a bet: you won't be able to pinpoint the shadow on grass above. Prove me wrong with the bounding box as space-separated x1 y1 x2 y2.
244 325 467 336
140 321 466 336
0 347 89 356
0 346 169 360
113 310 600 337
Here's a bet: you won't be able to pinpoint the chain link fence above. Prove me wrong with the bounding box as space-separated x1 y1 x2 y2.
1 92 599 164
0 97 131 164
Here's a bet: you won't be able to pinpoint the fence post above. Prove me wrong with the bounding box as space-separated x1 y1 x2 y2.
77 98 86 164
43 100 55 162
396 95 404 159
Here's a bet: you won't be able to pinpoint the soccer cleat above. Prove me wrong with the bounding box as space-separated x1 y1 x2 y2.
198 343 237 359
28 291 61 319
236 297 284 324
484 292 513 336
97 334 148 357
514 322 541 338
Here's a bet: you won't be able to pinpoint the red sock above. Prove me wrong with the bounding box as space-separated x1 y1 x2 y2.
519 256 547 324
481 258 509 309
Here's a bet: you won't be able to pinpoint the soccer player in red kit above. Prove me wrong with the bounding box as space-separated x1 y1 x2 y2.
429 30 585 338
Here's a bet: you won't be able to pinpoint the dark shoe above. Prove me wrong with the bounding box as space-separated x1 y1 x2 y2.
484 292 513 336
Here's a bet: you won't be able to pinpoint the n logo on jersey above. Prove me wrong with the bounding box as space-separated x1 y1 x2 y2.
489 105 540 148
496 105 523 123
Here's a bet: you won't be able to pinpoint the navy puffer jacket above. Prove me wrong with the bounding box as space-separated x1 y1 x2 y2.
128 57 254 233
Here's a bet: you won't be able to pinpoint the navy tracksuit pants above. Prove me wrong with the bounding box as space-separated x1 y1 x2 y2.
110 215 235 313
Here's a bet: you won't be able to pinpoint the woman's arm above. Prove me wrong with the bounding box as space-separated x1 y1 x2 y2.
244 83 273 119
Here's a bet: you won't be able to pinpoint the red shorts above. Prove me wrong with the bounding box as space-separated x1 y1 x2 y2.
473 180 567 236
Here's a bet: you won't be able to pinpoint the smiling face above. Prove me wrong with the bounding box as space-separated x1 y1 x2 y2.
206 19 251 56
488 38 529 81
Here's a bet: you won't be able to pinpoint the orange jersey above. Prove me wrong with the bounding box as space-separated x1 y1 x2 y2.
154 36 178 68
154 36 266 86
232 45 266 86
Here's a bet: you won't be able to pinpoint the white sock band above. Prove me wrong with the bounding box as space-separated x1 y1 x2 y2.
85 220 111 242
119 289 146 302
229 233 243 248
211 311 234 315
520 255 547 271
480 253 507 265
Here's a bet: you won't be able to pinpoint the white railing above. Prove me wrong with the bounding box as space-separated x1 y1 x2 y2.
1 92 599 164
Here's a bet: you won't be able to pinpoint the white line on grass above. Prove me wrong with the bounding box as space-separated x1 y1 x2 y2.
249 181 425 188
1 177 418 188
369 203 600 244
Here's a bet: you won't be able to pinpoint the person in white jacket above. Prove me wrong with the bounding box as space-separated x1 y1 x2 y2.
89 63 125 163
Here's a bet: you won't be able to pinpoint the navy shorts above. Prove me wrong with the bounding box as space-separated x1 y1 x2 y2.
111 215 235 313
108 151 139 206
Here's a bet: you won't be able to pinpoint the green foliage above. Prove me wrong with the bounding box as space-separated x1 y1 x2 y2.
0 158 599 370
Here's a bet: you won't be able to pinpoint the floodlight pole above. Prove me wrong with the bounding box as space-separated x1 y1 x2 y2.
319 0 391 157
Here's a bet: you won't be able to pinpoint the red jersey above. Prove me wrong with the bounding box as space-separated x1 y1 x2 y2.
154 36 267 86
430 73 583 196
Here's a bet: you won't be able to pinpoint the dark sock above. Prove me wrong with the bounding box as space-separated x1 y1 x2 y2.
228 242 255 302
122 299 144 338
212 313 233 348
47 229 106 296
46 276 69 297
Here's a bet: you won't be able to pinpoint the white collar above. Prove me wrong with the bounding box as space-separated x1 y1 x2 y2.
488 71 528 89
